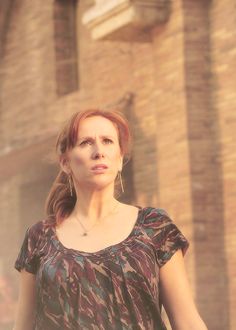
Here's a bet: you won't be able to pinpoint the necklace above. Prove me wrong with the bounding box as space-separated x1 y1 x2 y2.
74 202 120 237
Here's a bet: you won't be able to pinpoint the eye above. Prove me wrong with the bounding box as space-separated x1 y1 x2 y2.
104 138 113 144
80 140 92 146
79 138 114 146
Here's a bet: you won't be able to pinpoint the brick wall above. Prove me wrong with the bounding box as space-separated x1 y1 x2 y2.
182 1 228 328
0 0 56 152
210 0 236 328
151 1 193 327
0 0 235 329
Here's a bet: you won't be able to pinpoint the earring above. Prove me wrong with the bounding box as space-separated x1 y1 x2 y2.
68 173 73 197
118 171 124 193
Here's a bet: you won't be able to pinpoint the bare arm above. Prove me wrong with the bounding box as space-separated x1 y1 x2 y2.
13 270 36 330
159 249 208 330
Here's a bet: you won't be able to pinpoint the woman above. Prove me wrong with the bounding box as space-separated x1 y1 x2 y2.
13 109 208 330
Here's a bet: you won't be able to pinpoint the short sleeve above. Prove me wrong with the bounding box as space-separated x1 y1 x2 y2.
14 224 41 274
146 208 190 268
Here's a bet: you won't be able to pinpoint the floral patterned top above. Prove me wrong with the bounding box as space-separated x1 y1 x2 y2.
14 206 190 330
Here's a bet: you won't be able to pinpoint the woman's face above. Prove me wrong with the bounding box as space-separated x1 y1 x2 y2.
63 115 123 190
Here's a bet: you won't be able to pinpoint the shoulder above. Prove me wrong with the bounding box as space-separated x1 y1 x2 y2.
139 206 175 238
126 204 171 219
141 207 190 264
26 219 52 241
142 206 172 226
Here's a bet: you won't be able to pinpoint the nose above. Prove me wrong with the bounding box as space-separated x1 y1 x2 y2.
92 141 105 159
93 151 104 159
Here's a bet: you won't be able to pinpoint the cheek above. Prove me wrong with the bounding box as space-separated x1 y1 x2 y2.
71 154 84 166
110 150 121 163
110 147 121 158
111 156 122 169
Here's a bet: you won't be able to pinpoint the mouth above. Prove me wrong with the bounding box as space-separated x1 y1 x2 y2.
91 164 108 174
91 168 107 174
91 164 108 170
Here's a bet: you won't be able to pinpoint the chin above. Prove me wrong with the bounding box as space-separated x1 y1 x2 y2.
91 180 114 189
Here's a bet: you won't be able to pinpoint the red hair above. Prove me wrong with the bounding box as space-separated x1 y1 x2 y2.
44 109 133 226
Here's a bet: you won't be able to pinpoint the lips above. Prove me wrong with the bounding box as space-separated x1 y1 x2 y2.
91 164 108 170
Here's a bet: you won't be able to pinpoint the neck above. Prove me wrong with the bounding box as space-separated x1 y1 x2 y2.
71 184 120 224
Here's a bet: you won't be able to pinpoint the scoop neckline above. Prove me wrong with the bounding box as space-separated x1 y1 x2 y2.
51 205 144 257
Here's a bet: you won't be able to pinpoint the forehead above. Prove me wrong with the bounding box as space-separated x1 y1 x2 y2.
78 116 118 137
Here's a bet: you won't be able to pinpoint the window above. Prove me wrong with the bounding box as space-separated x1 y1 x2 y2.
54 0 78 96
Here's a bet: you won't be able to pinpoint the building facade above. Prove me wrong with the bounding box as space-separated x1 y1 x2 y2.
0 0 235 329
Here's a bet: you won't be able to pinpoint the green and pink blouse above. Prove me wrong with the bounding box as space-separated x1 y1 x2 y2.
15 206 189 330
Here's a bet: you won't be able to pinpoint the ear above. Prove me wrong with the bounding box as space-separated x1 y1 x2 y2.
60 156 71 175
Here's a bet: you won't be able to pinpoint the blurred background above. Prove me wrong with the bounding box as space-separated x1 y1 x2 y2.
0 0 235 329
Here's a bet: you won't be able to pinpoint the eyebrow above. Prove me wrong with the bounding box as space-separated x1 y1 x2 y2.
78 135 115 141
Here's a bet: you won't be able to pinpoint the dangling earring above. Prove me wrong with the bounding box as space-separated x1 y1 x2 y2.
118 171 124 193
68 173 73 197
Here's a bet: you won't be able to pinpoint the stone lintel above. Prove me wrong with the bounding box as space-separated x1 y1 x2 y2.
82 0 170 42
